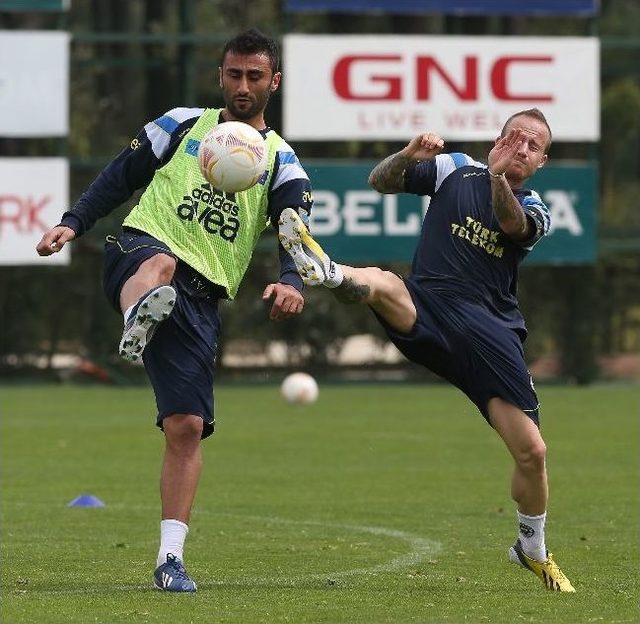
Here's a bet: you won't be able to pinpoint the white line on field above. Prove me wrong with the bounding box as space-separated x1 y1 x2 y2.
206 512 442 584
7 507 442 594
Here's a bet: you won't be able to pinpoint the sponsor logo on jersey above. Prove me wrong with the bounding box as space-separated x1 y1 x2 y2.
176 182 240 242
185 139 200 157
450 216 504 258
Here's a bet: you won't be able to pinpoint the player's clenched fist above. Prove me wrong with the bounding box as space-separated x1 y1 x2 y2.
36 225 76 256
401 132 445 161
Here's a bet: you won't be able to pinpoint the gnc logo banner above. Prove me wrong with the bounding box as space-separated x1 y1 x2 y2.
0 158 69 266
283 35 599 141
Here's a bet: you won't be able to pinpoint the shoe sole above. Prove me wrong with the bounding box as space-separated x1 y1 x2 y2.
153 581 197 593
119 285 176 363
509 545 529 569
278 209 326 286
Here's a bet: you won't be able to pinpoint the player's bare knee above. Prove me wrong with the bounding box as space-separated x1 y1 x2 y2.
164 414 203 450
516 440 547 473
140 253 176 284
393 311 417 335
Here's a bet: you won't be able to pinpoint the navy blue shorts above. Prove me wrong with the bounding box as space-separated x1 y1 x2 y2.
374 279 540 426
103 229 224 439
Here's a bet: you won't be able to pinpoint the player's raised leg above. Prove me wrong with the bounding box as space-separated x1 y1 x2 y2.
488 398 575 592
278 208 416 333
118 253 178 362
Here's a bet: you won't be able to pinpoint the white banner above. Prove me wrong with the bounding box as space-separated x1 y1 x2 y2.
284 35 599 141
0 31 70 137
0 158 70 266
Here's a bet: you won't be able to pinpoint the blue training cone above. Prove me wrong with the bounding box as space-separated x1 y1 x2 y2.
67 494 106 508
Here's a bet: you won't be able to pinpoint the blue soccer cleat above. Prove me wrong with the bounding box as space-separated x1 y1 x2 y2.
153 553 197 593
119 285 176 363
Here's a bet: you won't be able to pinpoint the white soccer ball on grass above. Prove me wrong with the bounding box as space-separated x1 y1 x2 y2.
281 372 319 405
198 121 268 193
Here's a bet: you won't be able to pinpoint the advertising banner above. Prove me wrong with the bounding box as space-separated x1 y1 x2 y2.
0 31 69 137
285 1 599 16
0 0 70 10
307 161 596 264
0 158 70 266
284 35 599 141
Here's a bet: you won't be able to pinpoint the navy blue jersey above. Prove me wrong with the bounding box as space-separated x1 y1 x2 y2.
60 107 313 292
404 153 550 332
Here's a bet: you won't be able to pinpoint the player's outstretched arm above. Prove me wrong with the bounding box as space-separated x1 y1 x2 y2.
488 129 532 241
368 132 444 194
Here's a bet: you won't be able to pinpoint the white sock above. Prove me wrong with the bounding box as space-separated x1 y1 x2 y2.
324 261 344 289
123 303 135 325
157 519 189 567
517 511 547 562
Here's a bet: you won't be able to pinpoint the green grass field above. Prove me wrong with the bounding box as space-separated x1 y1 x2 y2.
1 383 638 623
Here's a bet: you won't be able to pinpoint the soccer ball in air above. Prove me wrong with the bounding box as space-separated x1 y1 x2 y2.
281 373 319 405
198 121 268 193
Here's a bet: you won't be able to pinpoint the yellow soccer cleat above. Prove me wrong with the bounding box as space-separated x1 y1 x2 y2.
509 539 576 592
278 208 338 287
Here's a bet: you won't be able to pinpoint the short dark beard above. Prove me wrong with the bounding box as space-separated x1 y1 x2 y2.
223 89 271 121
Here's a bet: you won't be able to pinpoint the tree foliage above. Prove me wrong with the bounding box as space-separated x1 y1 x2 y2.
0 0 638 383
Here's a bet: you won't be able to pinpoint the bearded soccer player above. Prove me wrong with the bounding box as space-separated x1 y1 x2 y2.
36 29 312 592
279 109 575 592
